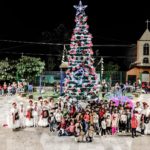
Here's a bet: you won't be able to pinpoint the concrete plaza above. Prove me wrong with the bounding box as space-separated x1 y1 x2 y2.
0 95 150 150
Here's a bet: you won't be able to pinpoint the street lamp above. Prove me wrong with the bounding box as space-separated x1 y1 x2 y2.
101 57 104 80
59 45 68 96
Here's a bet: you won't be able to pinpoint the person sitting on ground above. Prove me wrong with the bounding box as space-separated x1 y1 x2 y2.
64 121 75 136
58 117 66 136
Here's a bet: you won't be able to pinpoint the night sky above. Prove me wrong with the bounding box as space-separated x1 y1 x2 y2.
0 0 149 42
0 0 149 70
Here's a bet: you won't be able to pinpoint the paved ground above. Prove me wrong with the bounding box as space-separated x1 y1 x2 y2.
0 95 150 150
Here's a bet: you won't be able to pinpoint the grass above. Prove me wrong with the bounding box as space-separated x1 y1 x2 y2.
25 91 60 101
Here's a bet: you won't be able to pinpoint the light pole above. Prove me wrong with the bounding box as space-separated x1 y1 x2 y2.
101 57 104 80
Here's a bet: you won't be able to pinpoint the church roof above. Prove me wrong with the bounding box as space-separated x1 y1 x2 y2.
139 29 150 41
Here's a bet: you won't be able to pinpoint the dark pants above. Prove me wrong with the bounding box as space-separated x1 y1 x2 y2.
120 122 126 131
49 123 55 132
126 121 131 132
132 128 136 137
141 129 145 135
86 136 93 142
101 129 106 136
106 127 111 135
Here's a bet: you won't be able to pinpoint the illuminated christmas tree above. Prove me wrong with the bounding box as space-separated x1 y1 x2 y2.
64 1 99 102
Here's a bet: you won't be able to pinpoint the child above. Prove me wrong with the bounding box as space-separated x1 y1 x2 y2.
58 117 66 136
111 116 118 135
48 112 56 132
19 102 25 128
76 128 85 142
101 118 106 136
8 102 20 131
106 115 111 135
25 106 34 127
86 125 94 142
65 121 75 136
32 101 39 127
140 114 145 136
131 115 138 138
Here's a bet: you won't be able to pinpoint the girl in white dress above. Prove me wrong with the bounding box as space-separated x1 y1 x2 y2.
38 106 49 127
25 100 34 127
8 102 20 130
32 101 39 127
19 102 26 128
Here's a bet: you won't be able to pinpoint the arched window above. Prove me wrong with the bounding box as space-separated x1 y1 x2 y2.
143 57 149 63
143 43 149 55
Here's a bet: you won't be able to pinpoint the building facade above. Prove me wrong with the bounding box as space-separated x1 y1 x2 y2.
127 27 150 84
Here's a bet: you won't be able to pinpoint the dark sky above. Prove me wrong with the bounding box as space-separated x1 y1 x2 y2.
0 0 149 43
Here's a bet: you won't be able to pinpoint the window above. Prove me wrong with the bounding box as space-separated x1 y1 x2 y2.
143 43 149 55
143 58 149 63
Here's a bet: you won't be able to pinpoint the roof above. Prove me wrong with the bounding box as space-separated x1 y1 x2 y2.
139 29 150 41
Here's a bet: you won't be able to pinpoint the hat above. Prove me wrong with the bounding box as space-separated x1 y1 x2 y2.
34 101 38 104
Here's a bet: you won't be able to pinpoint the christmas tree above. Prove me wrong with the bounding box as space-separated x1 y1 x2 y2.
64 1 99 102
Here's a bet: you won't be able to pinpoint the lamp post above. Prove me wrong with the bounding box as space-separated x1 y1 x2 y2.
59 45 68 96
59 62 68 96
100 57 104 81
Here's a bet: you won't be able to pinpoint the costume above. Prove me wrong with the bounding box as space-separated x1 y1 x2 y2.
141 107 150 134
25 106 34 127
32 104 39 127
38 106 49 127
19 104 26 128
7 107 20 129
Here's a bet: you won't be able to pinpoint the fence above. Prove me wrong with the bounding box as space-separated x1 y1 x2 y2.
33 71 126 86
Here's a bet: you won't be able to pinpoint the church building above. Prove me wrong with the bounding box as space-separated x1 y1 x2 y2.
126 20 150 84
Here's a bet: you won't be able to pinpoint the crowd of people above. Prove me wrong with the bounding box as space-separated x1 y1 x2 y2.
0 82 33 96
7 95 150 143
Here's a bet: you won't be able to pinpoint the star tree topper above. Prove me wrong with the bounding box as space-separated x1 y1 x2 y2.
74 0 87 15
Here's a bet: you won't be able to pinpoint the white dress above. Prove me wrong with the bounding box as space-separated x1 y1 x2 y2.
7 108 20 129
32 106 39 127
38 106 49 127
19 107 26 127
25 106 34 127
134 113 141 132
141 108 150 134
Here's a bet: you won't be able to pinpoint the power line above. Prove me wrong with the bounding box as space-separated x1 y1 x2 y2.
0 39 136 48
0 51 136 58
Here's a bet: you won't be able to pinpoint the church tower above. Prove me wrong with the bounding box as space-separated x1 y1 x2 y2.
127 20 150 84
137 21 150 66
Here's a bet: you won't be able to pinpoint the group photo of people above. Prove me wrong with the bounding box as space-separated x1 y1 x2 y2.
6 87 150 142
